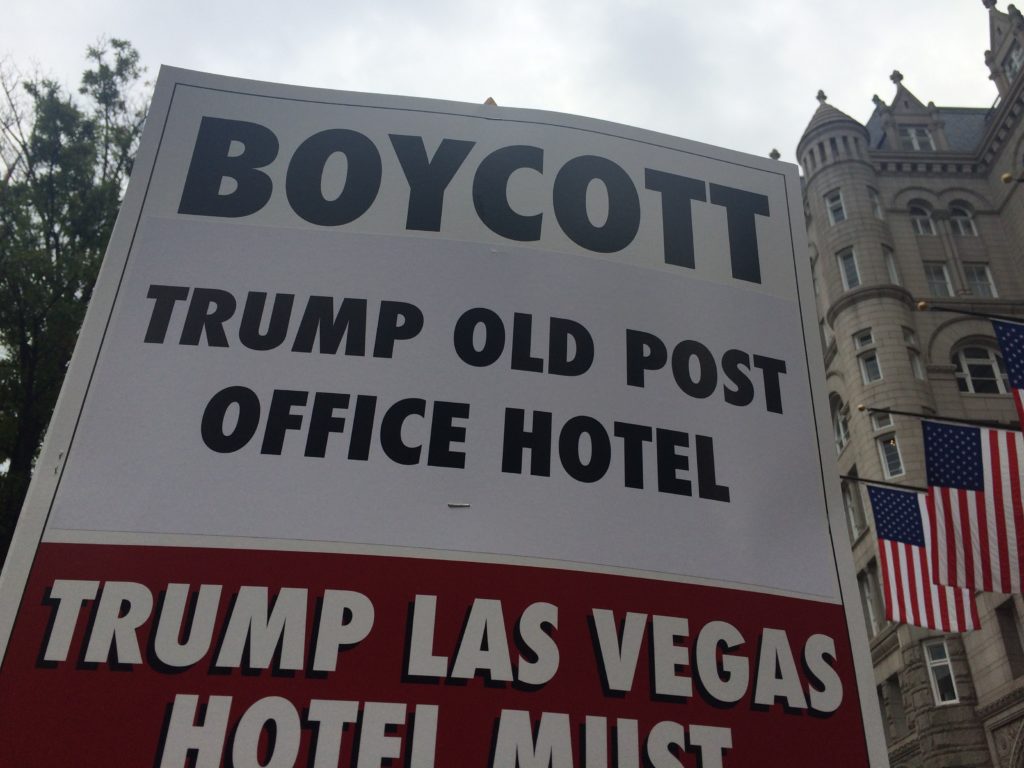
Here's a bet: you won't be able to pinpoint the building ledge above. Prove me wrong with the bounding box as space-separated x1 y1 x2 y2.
825 284 916 326
977 679 1024 721
870 622 901 665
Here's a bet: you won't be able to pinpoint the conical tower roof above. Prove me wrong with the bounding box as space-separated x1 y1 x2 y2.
802 92 862 135
797 91 867 156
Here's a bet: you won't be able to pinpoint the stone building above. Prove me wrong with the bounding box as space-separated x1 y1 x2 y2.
797 2 1024 765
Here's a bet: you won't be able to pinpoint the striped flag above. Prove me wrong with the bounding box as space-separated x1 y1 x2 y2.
867 485 978 631
923 419 1024 594
993 319 1024 426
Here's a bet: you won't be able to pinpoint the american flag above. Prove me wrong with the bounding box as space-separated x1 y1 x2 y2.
868 485 978 631
993 319 1024 426
923 419 1024 594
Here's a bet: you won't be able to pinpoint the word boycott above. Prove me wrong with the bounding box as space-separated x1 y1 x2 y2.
177 116 772 284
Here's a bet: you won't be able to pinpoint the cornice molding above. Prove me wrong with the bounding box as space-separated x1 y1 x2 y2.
825 284 916 327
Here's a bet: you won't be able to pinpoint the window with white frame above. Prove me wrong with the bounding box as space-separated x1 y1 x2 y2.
954 346 1010 394
883 246 901 285
858 562 885 638
877 433 904 478
871 412 893 430
837 248 860 290
911 205 936 235
869 187 884 219
825 189 846 224
909 349 926 380
1006 40 1024 82
831 394 850 453
949 205 977 236
924 640 959 705
924 262 952 296
842 478 867 541
899 125 936 151
963 263 997 297
853 328 874 350
860 351 883 383
903 327 925 380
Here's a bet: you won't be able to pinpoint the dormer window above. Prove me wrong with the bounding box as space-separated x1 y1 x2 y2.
898 125 935 151
1006 40 1024 81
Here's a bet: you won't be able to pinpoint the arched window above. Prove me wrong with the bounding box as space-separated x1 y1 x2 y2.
910 204 936 236
949 204 977 236
831 393 850 453
953 346 1010 394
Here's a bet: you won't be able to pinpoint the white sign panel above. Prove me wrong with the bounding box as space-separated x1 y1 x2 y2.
0 69 884 767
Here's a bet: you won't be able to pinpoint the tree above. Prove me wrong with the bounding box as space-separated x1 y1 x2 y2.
0 39 148 561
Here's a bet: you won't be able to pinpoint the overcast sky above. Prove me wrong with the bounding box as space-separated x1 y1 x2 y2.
3 1 999 163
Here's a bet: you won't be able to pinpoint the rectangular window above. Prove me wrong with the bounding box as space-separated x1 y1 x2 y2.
832 398 850 453
842 479 867 541
924 640 959 704
899 125 935 151
871 412 893 430
869 187 884 219
859 562 884 637
880 675 909 744
883 246 900 285
909 349 926 380
825 189 846 224
853 329 874 350
964 263 997 298
860 352 883 383
924 262 952 297
838 248 860 290
878 433 905 478
902 327 918 346
997 599 1024 679
955 346 1009 394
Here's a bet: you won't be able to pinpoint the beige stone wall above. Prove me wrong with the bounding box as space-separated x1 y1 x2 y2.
799 40 1024 763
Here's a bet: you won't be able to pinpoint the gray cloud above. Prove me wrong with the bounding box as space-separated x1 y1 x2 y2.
3 1 996 162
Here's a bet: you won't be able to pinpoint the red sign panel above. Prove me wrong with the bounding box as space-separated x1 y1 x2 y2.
0 543 867 767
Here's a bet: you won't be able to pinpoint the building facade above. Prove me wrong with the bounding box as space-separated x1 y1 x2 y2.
797 3 1024 766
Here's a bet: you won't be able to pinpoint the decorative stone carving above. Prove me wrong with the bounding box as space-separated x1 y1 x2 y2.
999 719 1024 767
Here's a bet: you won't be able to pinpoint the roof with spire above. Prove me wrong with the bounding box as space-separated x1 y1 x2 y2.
798 1 1006 157
863 70 992 151
800 90 864 137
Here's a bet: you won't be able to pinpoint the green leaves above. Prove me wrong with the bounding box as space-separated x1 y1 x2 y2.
0 39 148 558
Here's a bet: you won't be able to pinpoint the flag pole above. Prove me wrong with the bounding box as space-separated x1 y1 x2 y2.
840 474 927 493
916 300 1023 324
856 404 1021 432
